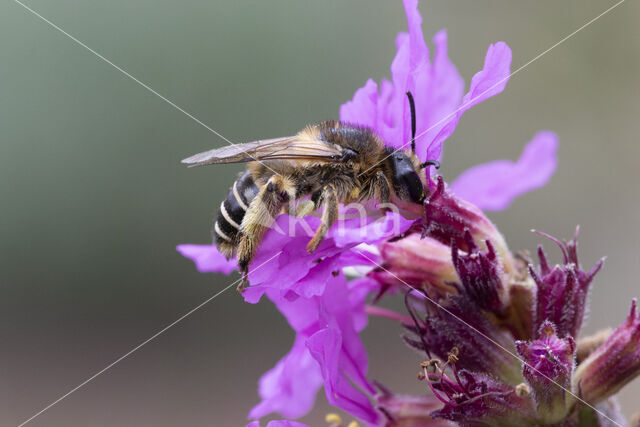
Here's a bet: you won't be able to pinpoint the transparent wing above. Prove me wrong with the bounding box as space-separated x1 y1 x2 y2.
181 136 342 167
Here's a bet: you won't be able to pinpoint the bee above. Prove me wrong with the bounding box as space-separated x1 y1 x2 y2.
182 92 438 289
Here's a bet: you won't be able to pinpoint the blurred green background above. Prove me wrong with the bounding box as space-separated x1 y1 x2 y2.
1 1 638 425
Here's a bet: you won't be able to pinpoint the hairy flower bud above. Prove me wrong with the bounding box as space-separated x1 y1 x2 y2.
529 229 604 338
451 230 508 313
502 275 537 341
405 294 523 384
515 321 576 423
421 177 516 277
573 299 640 404
429 370 536 425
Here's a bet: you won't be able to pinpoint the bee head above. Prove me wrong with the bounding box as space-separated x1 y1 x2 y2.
385 149 426 204
383 91 442 205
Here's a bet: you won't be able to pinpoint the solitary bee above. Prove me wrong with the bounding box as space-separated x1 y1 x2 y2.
182 93 438 288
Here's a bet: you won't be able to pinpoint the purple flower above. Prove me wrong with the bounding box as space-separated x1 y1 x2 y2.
573 299 640 404
339 0 511 167
516 321 576 423
178 0 564 424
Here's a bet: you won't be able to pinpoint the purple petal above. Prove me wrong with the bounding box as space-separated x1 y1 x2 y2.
347 277 380 332
339 79 378 128
319 279 375 395
289 251 377 300
450 131 558 211
430 41 512 154
395 0 430 151
266 422 310 427
176 244 237 274
384 32 411 149
338 0 509 168
257 276 378 422
462 41 512 111
330 211 414 247
243 213 408 304
248 335 323 420
403 0 429 70
242 216 340 301
246 421 310 427
266 287 322 334
340 0 431 151
306 328 379 423
421 30 464 162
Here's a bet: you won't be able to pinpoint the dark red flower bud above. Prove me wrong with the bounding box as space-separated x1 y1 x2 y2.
529 228 604 338
516 321 576 423
573 299 640 404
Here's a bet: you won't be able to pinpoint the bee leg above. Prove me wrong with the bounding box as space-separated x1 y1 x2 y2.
306 185 338 253
295 200 316 217
372 170 391 212
237 175 292 288
236 273 248 293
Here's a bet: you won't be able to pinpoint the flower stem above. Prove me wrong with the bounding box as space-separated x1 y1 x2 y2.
365 305 414 326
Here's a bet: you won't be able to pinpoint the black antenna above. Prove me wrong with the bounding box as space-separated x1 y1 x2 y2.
420 160 440 169
406 91 417 154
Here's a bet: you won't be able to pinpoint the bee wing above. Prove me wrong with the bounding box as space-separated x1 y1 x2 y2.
181 135 343 167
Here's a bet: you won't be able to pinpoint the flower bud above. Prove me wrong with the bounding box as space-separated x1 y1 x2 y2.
370 234 458 297
405 294 523 383
529 229 604 339
421 176 516 276
376 385 454 426
430 370 536 425
515 321 576 423
573 299 640 404
451 231 508 313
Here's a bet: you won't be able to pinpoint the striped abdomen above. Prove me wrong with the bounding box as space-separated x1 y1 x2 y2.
214 170 259 256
